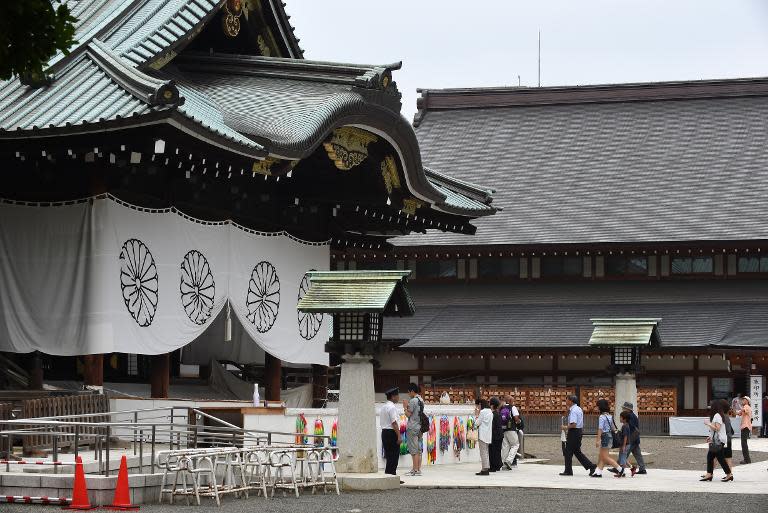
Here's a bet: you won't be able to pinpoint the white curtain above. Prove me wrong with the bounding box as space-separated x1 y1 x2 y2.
0 196 329 365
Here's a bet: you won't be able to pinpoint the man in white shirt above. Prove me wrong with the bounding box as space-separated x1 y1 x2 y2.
380 387 401 475
560 395 596 476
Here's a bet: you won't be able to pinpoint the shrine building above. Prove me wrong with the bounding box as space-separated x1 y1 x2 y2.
334 80 768 420
0 0 496 402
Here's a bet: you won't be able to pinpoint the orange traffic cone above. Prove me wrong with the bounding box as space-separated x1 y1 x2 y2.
104 455 137 510
64 456 95 510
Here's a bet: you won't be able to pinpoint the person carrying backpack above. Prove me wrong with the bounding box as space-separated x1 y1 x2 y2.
404 382 427 476
500 396 522 469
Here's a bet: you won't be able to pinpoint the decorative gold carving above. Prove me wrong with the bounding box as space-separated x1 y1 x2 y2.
257 34 271 56
252 157 277 176
380 155 401 195
252 156 298 176
222 0 243 38
323 127 378 170
402 198 422 215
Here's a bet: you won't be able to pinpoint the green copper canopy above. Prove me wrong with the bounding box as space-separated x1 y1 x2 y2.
297 270 414 316
588 318 662 347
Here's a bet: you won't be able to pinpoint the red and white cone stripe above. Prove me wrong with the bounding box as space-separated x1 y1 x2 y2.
0 496 71 505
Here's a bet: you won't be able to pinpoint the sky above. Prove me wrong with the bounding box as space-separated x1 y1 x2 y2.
288 0 768 121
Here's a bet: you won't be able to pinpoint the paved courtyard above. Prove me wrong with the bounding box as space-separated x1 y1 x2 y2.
522 435 768 470
4 487 767 513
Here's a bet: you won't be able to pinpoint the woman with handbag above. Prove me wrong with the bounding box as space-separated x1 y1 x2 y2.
701 399 733 482
592 399 621 477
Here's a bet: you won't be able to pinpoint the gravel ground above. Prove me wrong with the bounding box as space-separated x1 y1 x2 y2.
522 435 768 470
4 488 767 513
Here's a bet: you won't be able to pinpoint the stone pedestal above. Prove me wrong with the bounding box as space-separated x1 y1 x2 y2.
614 372 638 424
336 354 377 473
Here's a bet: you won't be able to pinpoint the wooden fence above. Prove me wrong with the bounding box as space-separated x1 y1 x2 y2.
20 394 109 455
523 414 670 436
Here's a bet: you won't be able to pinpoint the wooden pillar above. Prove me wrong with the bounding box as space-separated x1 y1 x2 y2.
693 355 699 410
150 353 170 398
29 352 44 390
312 364 328 408
264 353 281 402
83 354 104 387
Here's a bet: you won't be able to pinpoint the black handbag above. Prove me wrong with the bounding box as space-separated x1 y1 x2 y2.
609 416 622 449
708 431 724 453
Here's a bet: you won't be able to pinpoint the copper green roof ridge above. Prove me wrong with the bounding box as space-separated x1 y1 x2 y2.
298 270 414 315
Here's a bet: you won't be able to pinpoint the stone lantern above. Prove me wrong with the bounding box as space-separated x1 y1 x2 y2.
297 270 414 473
589 318 661 423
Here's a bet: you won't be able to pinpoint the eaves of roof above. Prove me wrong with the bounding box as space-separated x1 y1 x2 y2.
413 76 768 126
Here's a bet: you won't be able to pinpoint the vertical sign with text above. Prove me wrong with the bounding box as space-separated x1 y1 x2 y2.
750 375 763 430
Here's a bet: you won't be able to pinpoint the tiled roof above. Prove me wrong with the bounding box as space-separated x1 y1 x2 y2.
53 0 223 70
424 167 496 215
0 41 261 153
394 79 768 246
385 281 768 349
166 52 403 158
0 1 496 222
298 271 414 314
0 41 171 131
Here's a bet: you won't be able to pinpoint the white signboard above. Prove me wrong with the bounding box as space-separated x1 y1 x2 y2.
750 375 763 429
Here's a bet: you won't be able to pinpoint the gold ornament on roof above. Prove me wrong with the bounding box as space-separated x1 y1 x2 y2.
252 156 298 176
257 35 271 56
223 0 243 38
323 127 378 170
380 155 401 195
252 157 278 176
402 198 423 215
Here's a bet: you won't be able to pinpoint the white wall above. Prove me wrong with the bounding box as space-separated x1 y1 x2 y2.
243 404 482 468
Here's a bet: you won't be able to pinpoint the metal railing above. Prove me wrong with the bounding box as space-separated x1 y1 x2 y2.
0 406 335 477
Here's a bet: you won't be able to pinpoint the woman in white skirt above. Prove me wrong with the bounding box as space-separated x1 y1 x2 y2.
476 399 493 476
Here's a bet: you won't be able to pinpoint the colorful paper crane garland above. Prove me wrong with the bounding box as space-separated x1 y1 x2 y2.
466 416 478 449
314 418 325 446
295 413 308 445
453 416 466 459
439 415 450 453
399 414 408 455
426 415 437 464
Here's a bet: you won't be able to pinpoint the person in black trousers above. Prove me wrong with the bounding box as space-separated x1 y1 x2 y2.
560 395 596 476
489 397 504 472
380 387 402 476
701 399 732 482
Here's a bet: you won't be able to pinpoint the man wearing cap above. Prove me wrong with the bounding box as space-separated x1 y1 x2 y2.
621 401 647 474
560 394 596 476
380 387 402 476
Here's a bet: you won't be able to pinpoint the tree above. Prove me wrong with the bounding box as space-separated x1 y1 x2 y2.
0 1 78 81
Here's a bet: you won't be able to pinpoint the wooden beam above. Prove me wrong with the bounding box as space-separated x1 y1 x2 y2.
29 352 43 391
150 353 170 398
312 364 328 408
83 354 104 387
264 353 281 402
